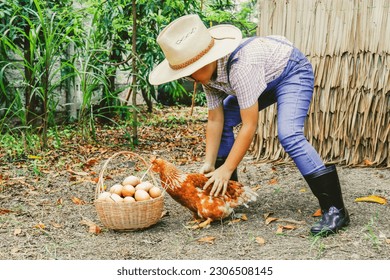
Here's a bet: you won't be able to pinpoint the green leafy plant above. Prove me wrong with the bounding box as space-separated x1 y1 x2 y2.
1 0 81 149
309 233 326 259
0 133 25 158
363 213 381 250
0 0 259 154
203 0 258 37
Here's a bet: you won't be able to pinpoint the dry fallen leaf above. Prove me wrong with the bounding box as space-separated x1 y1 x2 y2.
91 177 99 184
27 155 42 160
80 219 96 227
84 158 99 168
232 213 248 221
265 217 278 225
312 209 322 217
66 166 89 176
197 236 216 244
88 225 101 234
56 198 63 205
0 208 12 215
35 223 45 229
71 196 86 205
160 210 169 219
276 224 297 234
354 195 387 205
51 222 62 228
386 239 390 245
228 218 242 225
263 212 273 219
283 224 297 230
268 178 278 185
80 219 101 234
255 237 266 245
14 228 22 236
363 159 374 166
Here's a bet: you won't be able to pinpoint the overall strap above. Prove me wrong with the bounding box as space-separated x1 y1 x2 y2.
227 36 257 83
226 36 293 83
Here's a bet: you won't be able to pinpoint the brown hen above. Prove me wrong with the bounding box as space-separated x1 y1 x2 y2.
150 157 258 228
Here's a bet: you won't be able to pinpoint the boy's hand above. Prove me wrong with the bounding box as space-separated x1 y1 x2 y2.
203 166 231 197
199 162 215 175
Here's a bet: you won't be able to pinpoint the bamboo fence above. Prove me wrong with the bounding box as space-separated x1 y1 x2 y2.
253 0 390 167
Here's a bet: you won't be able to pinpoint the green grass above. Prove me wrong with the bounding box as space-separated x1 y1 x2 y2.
309 233 326 259
363 213 381 250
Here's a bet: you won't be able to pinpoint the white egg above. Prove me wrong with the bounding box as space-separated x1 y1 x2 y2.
123 196 136 203
135 181 153 192
109 193 123 203
97 192 111 201
109 183 123 196
134 189 150 201
122 175 141 186
122 185 136 197
148 186 162 198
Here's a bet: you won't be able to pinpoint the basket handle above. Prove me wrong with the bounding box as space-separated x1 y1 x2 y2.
95 151 158 199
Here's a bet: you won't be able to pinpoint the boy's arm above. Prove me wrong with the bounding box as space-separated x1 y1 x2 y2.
204 102 258 196
200 105 224 173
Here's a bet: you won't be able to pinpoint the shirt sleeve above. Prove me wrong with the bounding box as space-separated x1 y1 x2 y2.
229 62 267 109
203 84 226 110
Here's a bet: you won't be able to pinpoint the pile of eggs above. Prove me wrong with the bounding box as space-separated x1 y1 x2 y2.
97 175 162 203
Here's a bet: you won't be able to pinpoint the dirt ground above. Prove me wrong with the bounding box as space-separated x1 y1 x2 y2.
0 106 389 261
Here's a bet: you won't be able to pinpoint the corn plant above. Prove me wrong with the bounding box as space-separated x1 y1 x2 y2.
74 40 110 140
1 0 80 150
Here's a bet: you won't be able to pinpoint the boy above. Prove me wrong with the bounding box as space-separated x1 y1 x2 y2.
149 14 349 235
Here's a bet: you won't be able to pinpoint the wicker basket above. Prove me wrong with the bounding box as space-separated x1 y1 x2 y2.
94 151 164 230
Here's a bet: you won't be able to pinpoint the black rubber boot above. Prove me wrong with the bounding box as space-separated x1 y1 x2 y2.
304 165 350 236
215 157 238 181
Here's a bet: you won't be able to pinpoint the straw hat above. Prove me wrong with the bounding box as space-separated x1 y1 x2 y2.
148 14 242 85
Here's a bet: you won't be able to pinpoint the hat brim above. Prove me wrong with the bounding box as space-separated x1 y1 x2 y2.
148 24 242 85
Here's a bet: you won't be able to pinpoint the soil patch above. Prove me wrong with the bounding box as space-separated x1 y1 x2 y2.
1 106 389 260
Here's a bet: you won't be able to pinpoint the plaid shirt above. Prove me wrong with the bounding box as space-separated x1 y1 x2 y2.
203 35 293 110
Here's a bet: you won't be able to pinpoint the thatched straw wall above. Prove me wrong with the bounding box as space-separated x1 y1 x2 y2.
253 0 390 167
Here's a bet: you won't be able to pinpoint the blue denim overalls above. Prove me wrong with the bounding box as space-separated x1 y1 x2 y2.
218 37 325 176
